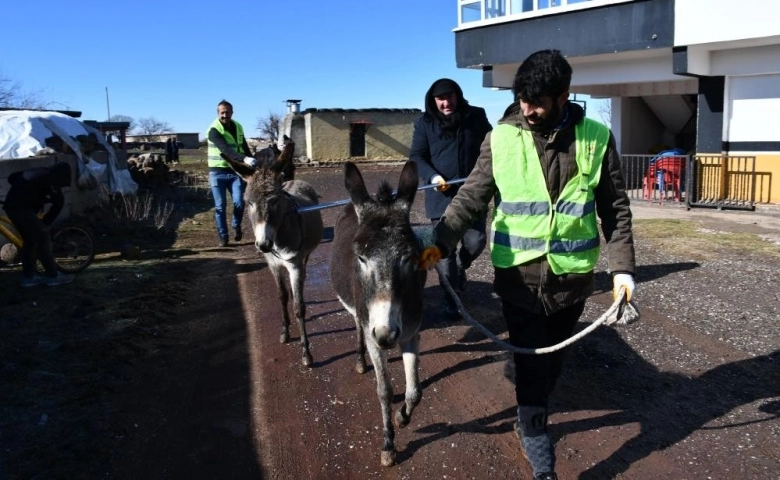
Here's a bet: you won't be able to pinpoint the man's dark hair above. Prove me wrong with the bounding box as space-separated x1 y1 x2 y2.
218 99 233 111
512 49 572 104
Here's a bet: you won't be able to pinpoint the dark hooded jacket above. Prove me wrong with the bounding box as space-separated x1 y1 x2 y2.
409 79 492 219
4 162 72 226
433 101 635 314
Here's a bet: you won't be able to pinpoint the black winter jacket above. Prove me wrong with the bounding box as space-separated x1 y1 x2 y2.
409 83 492 219
4 162 72 226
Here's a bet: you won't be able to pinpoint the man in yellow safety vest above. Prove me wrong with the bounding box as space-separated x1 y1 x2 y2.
422 49 637 480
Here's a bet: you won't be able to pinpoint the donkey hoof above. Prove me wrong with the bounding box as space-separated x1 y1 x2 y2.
302 352 313 368
355 361 367 374
380 449 396 467
394 407 410 429
280 333 289 344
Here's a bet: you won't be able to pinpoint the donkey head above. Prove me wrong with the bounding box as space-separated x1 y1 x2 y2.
344 161 423 349
226 157 293 253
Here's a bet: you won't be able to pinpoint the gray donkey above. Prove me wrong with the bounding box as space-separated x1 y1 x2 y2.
330 161 427 466
223 154 323 367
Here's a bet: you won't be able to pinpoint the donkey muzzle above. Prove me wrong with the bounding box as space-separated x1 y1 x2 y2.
256 240 272 253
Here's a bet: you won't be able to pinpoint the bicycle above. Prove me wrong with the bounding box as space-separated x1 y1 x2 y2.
0 209 95 274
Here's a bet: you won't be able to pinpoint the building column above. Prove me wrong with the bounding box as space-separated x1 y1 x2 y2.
696 76 725 154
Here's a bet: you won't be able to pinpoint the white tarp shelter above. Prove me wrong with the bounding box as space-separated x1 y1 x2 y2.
0 110 137 194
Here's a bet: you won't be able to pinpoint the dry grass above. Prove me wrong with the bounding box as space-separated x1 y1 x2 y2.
633 218 780 260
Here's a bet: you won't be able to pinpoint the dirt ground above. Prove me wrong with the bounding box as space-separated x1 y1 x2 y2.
1 160 779 479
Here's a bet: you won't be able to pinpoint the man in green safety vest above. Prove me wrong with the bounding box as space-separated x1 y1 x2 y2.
421 50 636 480
206 99 257 247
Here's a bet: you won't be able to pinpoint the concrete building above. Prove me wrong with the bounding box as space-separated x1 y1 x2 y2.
454 0 780 204
280 100 421 163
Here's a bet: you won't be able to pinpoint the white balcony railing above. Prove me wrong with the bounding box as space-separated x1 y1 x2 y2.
457 0 633 29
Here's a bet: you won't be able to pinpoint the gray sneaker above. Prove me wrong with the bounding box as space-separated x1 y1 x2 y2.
44 273 75 287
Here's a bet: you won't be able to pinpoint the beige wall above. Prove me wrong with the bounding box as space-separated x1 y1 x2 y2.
305 111 418 163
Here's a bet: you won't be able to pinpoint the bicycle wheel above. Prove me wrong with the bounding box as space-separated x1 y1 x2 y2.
51 225 95 273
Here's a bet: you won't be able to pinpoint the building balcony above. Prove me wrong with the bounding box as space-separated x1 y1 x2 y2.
457 0 634 29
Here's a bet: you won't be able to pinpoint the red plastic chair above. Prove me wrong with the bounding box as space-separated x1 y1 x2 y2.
643 156 685 202
655 156 685 201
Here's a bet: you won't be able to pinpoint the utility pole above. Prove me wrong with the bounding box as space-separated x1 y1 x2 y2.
105 87 111 121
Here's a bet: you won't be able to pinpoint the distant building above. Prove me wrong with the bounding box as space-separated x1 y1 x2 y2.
280 100 421 163
125 133 199 149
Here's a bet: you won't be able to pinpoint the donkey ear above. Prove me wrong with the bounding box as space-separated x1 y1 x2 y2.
344 162 370 203
221 153 256 181
394 161 419 208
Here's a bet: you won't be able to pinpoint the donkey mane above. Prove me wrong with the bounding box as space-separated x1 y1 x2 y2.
375 182 394 205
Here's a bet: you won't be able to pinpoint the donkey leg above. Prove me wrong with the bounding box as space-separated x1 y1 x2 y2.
289 262 313 367
367 342 395 466
354 320 368 374
395 333 422 429
272 269 291 344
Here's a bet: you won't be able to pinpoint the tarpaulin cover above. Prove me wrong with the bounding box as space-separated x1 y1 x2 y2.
0 110 137 194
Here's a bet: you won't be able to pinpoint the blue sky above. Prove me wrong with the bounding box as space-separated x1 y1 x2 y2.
3 0 603 138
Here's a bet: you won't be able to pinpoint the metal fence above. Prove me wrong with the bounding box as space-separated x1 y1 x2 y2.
619 154 756 211
686 155 756 210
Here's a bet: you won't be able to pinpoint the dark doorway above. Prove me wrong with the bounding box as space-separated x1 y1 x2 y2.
349 123 367 157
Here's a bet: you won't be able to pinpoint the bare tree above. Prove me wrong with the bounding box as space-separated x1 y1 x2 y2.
0 72 50 109
598 99 612 127
256 111 282 141
135 116 173 141
109 114 137 133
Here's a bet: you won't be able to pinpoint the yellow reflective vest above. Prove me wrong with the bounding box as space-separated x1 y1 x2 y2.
490 118 610 274
206 118 247 168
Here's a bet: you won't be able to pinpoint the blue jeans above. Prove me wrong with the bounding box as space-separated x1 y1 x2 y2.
209 170 245 240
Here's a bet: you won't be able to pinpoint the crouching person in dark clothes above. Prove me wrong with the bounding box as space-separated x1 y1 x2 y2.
4 162 75 287
419 50 637 479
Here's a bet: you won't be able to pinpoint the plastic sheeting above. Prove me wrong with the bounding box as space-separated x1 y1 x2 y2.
0 110 137 195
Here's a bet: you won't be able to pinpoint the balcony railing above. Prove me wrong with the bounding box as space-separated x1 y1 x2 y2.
457 0 632 28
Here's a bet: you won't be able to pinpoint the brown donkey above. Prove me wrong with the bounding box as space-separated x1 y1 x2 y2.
223 153 323 367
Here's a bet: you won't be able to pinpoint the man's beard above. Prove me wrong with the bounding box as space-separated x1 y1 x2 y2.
525 103 562 133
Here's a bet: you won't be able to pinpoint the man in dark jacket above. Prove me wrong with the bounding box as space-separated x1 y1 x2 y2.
410 78 493 319
422 51 636 480
4 162 75 287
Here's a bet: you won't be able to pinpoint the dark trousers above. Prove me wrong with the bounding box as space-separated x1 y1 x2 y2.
432 216 486 304
6 209 58 278
503 300 585 432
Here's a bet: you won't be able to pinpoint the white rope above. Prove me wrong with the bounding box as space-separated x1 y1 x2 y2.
434 263 627 355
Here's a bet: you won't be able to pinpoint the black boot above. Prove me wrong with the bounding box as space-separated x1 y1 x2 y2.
441 293 461 322
457 264 468 292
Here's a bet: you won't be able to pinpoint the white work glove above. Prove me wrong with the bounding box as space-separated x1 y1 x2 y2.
608 273 640 326
243 156 258 167
431 174 450 192
612 273 635 302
